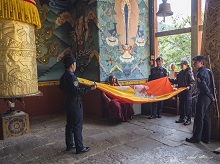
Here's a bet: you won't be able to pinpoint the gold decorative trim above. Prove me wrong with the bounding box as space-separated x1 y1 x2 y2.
38 81 60 87
119 79 147 86
38 79 148 87
0 0 41 29
0 91 42 98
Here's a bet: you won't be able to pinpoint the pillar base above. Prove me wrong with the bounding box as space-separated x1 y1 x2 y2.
0 110 30 140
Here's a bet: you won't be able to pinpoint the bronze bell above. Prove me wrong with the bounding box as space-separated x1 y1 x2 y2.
156 0 173 22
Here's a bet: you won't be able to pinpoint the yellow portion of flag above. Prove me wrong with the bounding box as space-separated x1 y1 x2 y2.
78 77 186 104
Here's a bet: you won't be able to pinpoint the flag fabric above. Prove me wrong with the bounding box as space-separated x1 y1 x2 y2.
78 77 186 104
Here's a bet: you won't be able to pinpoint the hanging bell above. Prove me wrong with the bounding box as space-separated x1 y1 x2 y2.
156 0 173 22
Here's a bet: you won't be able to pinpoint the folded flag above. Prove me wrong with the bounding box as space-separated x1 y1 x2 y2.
78 77 186 104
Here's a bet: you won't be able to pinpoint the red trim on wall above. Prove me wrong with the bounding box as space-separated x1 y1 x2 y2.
0 85 104 118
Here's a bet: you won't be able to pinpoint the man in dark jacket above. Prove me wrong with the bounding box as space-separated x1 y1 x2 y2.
186 55 214 143
169 60 195 125
148 57 168 119
59 55 96 154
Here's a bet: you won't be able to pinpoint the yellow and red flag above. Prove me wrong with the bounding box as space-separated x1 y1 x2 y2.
78 77 186 104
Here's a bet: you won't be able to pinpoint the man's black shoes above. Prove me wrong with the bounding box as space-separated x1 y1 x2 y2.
76 147 90 154
175 118 191 125
202 140 210 144
175 119 184 123
185 138 200 143
201 139 210 144
148 115 156 119
66 145 76 151
184 120 191 125
66 146 91 154
148 115 161 119
186 138 210 144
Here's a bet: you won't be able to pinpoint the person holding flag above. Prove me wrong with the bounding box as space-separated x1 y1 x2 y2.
148 56 168 119
169 60 195 125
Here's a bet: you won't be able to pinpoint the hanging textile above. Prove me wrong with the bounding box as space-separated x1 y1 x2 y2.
0 0 41 29
78 77 186 104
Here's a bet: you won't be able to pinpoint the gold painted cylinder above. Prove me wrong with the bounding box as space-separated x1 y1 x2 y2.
0 19 39 98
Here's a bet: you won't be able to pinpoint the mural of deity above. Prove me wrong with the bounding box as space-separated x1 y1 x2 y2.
35 0 150 82
114 0 139 63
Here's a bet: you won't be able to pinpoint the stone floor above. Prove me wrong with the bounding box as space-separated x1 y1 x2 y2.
0 113 220 164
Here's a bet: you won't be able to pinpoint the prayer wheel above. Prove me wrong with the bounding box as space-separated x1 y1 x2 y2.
0 0 41 98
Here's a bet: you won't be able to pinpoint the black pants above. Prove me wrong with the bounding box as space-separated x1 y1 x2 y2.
151 101 163 116
179 94 192 121
65 100 84 151
193 94 212 142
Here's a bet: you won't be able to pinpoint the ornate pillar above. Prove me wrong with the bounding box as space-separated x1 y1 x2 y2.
0 0 41 98
0 0 41 139
201 0 220 140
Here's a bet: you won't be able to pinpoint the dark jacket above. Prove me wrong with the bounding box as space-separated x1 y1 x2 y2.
196 66 214 99
170 67 195 89
148 66 168 81
59 70 91 101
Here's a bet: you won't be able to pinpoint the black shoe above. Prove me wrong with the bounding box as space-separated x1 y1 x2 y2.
185 138 200 143
148 115 156 119
76 147 90 154
175 119 184 123
66 145 76 151
202 141 210 144
157 115 161 118
201 139 210 144
184 120 191 125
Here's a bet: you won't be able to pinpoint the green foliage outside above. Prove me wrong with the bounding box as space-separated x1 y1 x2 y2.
158 15 191 72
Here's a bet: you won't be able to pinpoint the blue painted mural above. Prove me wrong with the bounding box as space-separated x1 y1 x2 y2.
36 0 100 82
35 0 150 82
98 0 150 82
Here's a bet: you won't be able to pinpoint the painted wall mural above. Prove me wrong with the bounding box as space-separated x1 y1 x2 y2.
98 0 150 81
36 0 100 82
35 0 150 82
